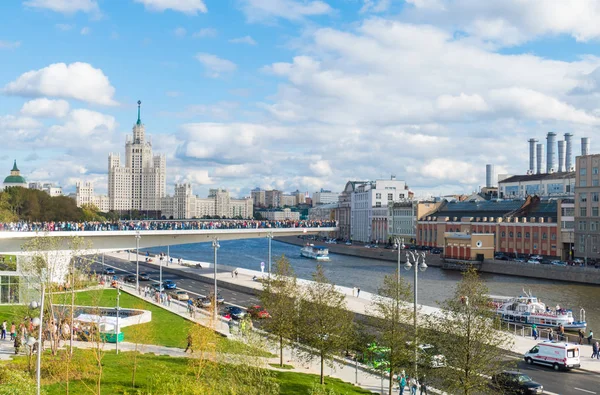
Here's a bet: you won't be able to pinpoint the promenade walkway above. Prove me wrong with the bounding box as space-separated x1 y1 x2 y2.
107 250 600 374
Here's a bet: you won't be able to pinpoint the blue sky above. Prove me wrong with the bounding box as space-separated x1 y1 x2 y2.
2 0 600 199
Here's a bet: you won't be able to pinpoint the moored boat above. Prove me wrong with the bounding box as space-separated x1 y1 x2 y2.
489 291 586 331
300 244 330 261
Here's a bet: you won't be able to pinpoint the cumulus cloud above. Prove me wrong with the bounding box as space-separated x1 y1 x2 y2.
239 0 333 23
4 62 117 106
229 36 257 45
24 0 99 14
195 53 237 77
20 98 70 118
134 0 207 15
192 28 217 38
309 160 333 176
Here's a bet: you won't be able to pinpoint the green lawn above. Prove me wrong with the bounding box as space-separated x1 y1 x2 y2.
0 288 268 356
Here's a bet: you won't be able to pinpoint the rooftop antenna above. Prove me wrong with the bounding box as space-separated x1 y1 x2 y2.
136 100 142 125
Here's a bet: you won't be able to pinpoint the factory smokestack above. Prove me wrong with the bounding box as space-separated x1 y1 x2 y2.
565 133 573 171
528 138 538 174
536 143 544 174
486 164 495 188
557 140 566 172
582 137 591 156
546 132 557 173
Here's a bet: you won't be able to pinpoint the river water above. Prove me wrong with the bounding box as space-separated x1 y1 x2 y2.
145 239 598 331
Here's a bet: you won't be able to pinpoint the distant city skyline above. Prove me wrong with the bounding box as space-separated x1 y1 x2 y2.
3 1 600 198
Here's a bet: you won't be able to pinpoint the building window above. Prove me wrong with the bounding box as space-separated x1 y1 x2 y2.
375 202 381 208
516 232 521 238
592 222 598 232
581 168 587 176
593 207 599 217
509 231 513 237
580 193 588 203
376 193 381 199
525 232 530 238
594 180 600 187
579 221 587 231
388 193 393 200
542 233 547 239
551 233 556 240
581 207 587 217
501 231 505 237
593 167 599 175
593 192 599 202
581 180 587 187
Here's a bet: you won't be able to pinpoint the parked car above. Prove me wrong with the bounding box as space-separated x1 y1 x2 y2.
247 305 270 319
345 241 352 246
551 260 567 266
124 275 136 283
364 245 371 248
524 341 580 370
514 258 525 263
495 255 509 261
526 259 540 264
196 297 212 308
209 293 225 304
224 306 246 320
139 272 150 281
490 371 544 394
573 258 584 264
103 268 115 275
529 255 542 260
162 280 177 289
431 248 442 254
171 290 189 301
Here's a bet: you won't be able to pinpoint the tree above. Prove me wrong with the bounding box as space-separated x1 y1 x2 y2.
425 268 513 395
259 255 300 367
299 265 354 385
253 212 264 220
370 273 413 395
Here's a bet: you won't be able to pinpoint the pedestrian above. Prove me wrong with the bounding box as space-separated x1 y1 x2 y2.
579 329 585 345
228 319 234 334
167 294 171 306
410 376 418 395
588 329 594 345
231 270 234 278
10 322 15 341
1 320 6 340
357 287 361 298
548 328 554 341
419 375 428 395
592 342 598 359
14 334 21 355
170 257 173 266
532 324 538 340
397 373 406 395
596 342 600 360
352 287 356 297
184 332 193 353
558 324 565 341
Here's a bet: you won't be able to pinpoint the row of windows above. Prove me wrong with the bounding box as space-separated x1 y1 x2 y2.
580 207 600 216
579 179 600 187
500 231 555 240
579 192 600 203
580 167 600 175
578 221 600 231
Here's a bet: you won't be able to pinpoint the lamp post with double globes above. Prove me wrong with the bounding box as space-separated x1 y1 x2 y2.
404 251 427 378
212 238 220 323
393 237 405 283
29 297 44 395
267 232 274 278
135 231 141 291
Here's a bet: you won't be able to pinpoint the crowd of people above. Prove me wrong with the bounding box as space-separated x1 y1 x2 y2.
0 219 337 232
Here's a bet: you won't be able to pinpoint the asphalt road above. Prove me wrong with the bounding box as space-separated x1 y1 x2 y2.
86 255 600 395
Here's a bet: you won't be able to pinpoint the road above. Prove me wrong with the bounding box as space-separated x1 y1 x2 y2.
88 255 600 395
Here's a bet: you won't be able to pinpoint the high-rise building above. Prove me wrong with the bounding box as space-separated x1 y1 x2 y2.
312 189 340 206
574 154 600 261
107 101 166 214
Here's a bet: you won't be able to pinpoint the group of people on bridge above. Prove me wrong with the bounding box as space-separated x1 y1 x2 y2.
0 219 337 232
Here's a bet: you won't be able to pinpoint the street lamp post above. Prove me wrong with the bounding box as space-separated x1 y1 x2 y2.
393 237 404 282
30 285 45 395
267 232 273 277
212 238 220 323
116 289 121 354
404 251 427 377
135 231 141 291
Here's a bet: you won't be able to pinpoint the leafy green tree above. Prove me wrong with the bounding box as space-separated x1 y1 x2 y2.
260 255 300 367
299 265 354 385
425 268 513 395
370 273 413 395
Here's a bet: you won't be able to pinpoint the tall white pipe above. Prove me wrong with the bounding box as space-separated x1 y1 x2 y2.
558 140 566 172
536 144 544 174
486 164 495 188
546 132 557 173
565 133 574 170
528 138 538 173
582 137 591 156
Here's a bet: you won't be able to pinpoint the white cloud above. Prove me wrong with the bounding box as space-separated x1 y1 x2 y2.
173 27 186 37
24 0 99 14
195 53 237 77
80 27 91 35
55 24 73 31
166 91 182 97
0 115 42 130
360 0 391 13
309 160 332 176
192 28 217 38
134 0 207 15
229 35 257 45
44 109 118 150
240 0 333 23
0 40 21 49
20 98 70 118
4 62 117 106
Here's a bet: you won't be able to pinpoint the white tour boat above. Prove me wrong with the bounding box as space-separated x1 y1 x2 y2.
300 244 330 261
489 291 586 331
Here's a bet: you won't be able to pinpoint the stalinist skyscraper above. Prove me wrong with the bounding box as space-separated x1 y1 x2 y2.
107 101 166 214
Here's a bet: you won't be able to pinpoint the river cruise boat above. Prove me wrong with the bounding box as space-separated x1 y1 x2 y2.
300 244 330 261
489 291 586 331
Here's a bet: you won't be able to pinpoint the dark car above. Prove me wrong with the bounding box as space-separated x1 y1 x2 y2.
124 275 136 283
150 283 164 292
103 268 115 275
431 248 442 254
139 272 150 281
162 280 177 289
223 306 246 320
490 371 543 394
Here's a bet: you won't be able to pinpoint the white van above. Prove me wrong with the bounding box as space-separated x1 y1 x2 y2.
524 341 580 371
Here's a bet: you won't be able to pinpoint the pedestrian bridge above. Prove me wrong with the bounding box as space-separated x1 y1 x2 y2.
0 227 338 255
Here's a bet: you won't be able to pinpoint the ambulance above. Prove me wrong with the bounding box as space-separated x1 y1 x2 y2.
524 341 580 371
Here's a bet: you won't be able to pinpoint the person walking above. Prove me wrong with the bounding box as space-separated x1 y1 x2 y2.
596 342 600 360
352 287 356 297
14 334 21 355
9 322 16 341
548 328 554 341
184 332 193 353
588 329 594 345
231 270 235 278
410 376 418 395
592 341 598 359
532 324 538 340
357 287 361 298
234 269 238 278
578 329 585 345
419 375 428 395
1 320 6 340
397 373 406 395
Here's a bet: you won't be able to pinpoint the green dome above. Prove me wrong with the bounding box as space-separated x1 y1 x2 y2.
4 175 26 184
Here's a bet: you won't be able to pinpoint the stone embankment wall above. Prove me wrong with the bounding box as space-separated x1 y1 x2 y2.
279 237 600 285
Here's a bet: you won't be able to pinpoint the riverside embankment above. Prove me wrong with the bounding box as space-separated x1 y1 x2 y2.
279 236 600 285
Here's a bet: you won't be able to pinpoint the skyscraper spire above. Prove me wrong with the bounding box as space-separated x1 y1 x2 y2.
136 100 142 125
